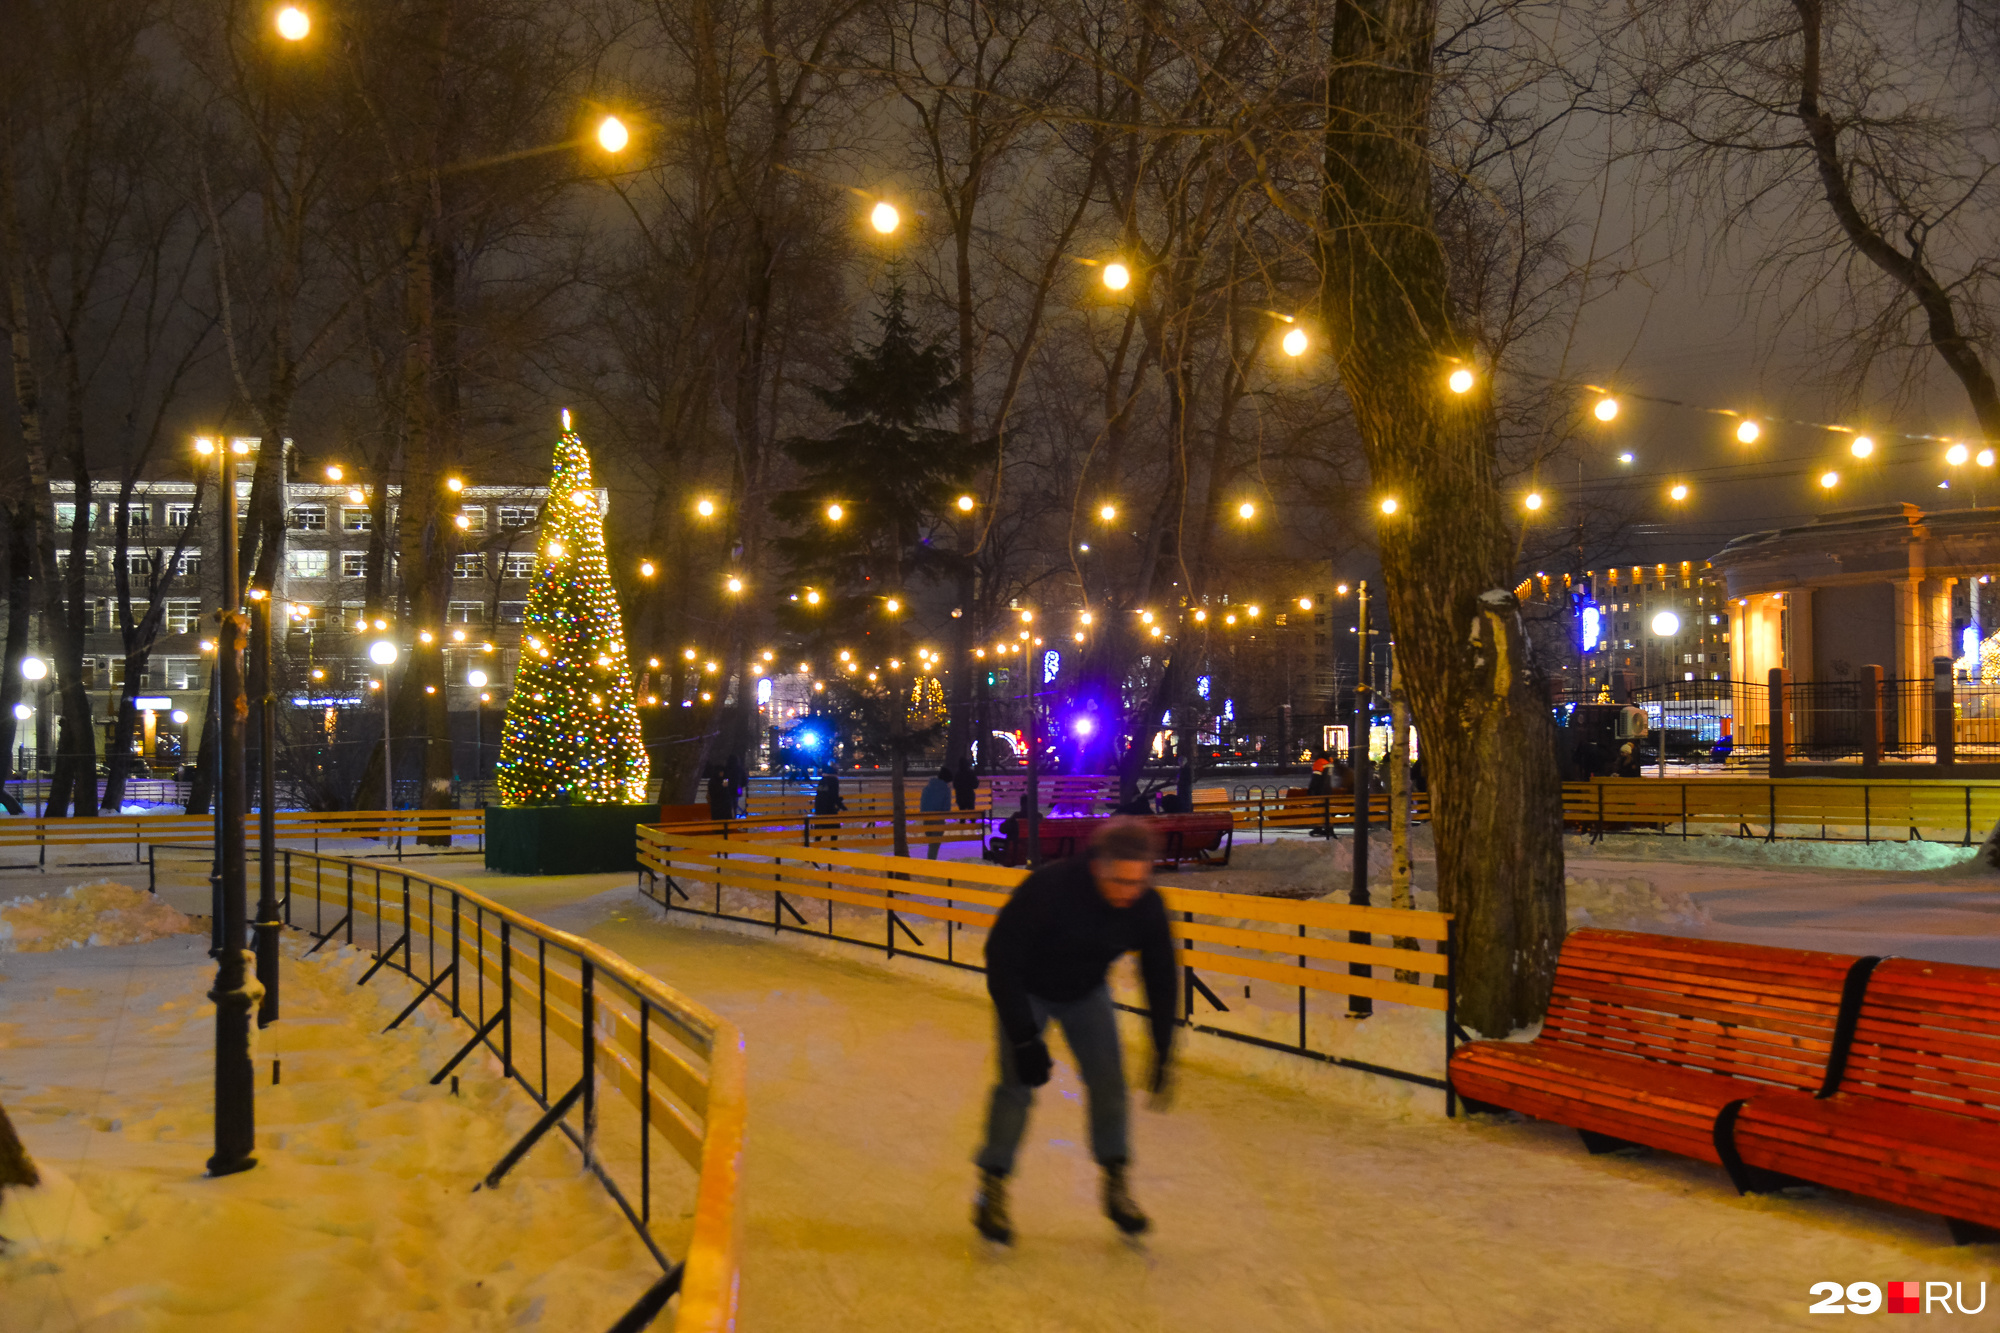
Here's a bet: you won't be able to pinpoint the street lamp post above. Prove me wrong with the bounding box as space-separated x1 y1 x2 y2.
468 670 488 790
1650 610 1681 778
251 595 280 1027
202 437 255 1177
371 639 399 810
1348 580 1372 1019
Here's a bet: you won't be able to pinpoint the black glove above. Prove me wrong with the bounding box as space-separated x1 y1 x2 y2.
1012 1038 1053 1087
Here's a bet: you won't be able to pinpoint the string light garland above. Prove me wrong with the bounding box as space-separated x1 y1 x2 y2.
495 416 649 805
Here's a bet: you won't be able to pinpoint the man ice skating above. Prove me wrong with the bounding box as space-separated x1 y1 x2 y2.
973 818 1178 1244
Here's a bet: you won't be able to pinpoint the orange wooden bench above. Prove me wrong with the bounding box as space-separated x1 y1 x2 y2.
1448 930 1864 1163
1725 957 2000 1244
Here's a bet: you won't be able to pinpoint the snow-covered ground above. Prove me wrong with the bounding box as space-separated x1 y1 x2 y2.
7 828 2000 1331
0 926 657 1332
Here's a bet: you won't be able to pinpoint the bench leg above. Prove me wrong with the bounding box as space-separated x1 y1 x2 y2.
1947 1218 2000 1246
1455 1093 1506 1116
1577 1128 1644 1156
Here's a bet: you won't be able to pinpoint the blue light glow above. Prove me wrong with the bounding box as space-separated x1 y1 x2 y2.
1965 625 1980 660
756 677 772 705
1581 602 1602 653
1196 674 1210 699
1043 650 1061 683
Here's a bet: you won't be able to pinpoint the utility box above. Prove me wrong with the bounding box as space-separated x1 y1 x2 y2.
484 803 658 875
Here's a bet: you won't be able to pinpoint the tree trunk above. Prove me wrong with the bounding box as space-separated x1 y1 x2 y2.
0 508 29 812
1320 0 1563 1036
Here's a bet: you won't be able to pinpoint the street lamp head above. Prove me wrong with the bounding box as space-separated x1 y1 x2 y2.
1850 435 1874 458
597 116 630 153
276 6 310 40
696 497 715 517
1281 326 1307 358
347 488 366 504
956 494 975 512
468 670 488 687
324 464 343 481
885 598 901 613
1379 496 1399 515
825 502 844 522
1102 262 1130 291
1447 367 1474 394
640 560 656 577
1650 611 1680 637
1298 597 1312 611
194 437 215 455
1820 471 1840 489
369 640 399 666
1238 501 1255 519
171 709 189 724
1593 396 1619 422
1735 419 1761 445
11 703 28 721
445 476 464 492
726 576 743 593
454 514 470 529
870 201 900 234
1669 483 1690 501
1525 491 1543 511
1098 503 1116 521
20 656 46 681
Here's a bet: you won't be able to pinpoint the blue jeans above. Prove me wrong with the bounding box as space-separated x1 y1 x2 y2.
975 985 1128 1175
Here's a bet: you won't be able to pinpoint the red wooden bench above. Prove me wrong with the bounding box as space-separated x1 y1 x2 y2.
1449 929 1864 1164
1725 957 2000 1244
987 811 1235 868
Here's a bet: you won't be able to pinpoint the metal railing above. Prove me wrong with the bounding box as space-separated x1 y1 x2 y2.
1564 777 2000 844
150 845 744 1332
636 827 1459 1109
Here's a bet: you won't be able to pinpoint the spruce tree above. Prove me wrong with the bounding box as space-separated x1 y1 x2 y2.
771 284 976 851
496 417 650 805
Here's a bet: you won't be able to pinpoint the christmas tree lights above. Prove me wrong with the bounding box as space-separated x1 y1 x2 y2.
496 417 650 805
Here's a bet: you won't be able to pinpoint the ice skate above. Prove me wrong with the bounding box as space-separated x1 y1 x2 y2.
1101 1163 1149 1235
974 1168 1013 1244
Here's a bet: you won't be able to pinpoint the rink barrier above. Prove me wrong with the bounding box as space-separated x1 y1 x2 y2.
1 808 484 870
154 846 744 1333
654 809 992 853
1565 777 2000 844
636 827 1458 1105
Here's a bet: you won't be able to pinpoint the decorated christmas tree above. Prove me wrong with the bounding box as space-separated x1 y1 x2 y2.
496 414 650 805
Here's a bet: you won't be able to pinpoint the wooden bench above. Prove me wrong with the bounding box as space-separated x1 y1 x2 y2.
988 811 1234 868
1449 929 1863 1164
1726 957 2000 1244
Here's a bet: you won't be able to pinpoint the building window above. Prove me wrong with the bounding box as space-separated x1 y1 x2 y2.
114 502 149 530
286 549 330 580
341 550 368 578
174 552 200 578
497 504 537 529
341 600 366 630
501 552 535 579
447 601 484 624
499 601 525 624
453 553 486 579
166 502 194 528
164 599 202 632
288 504 328 530
288 605 324 631
342 507 371 531
163 656 202 689
458 506 488 532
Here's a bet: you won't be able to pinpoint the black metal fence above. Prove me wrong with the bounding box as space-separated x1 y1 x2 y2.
147 845 744 1332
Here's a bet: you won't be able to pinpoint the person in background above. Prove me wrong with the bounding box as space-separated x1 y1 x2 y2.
972 817 1178 1244
705 765 732 820
723 753 748 818
813 766 846 816
920 767 953 860
952 763 980 813
1306 758 1333 797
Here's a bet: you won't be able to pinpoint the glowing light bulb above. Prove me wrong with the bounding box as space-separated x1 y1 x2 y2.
597 116 629 153
885 598 901 613
639 561 655 577
696 497 715 517
1593 396 1618 422
1379 497 1399 515
324 464 343 481
726 576 743 593
1281 327 1307 358
1298 597 1312 611
1820 471 1840 489
1525 492 1543 511
1099 503 1116 521
1447 367 1474 394
1736 420 1760 444
275 6 309 40
1981 449 1997 468
347 488 365 504
1238 501 1255 519
194 437 214 455
956 494 975 512
1102 262 1130 291
870 201 900 234
806 590 821 605
454 514 470 529
826 502 844 521
547 541 564 558
1850 436 1874 458
1670 483 1689 501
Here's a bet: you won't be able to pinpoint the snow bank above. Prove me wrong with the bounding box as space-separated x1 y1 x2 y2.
1 936 658 1330
0 879 193 952
1566 875 1711 930
1582 831 1981 873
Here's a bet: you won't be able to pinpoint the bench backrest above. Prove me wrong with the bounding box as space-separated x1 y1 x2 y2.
1543 929 1861 1091
1840 958 2000 1124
